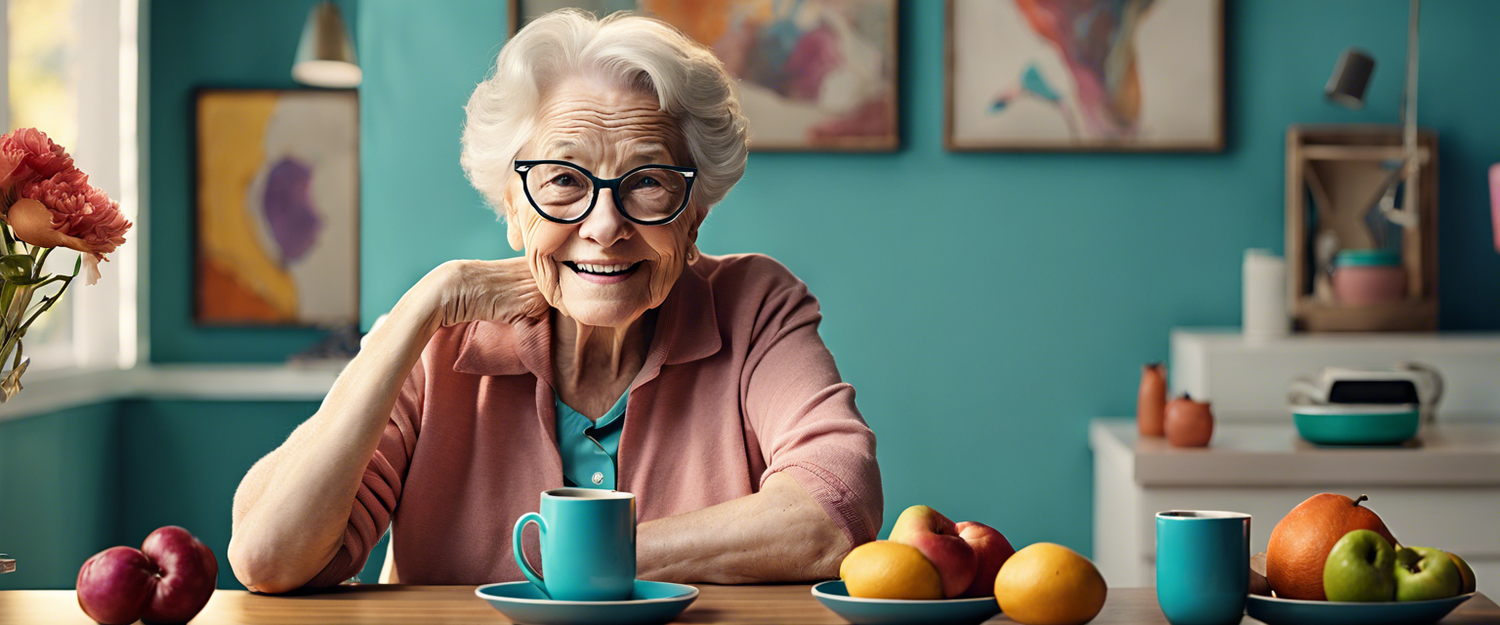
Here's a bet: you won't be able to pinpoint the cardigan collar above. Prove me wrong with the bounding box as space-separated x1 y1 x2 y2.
452 261 721 380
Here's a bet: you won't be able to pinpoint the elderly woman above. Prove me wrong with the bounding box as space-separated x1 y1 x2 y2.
227 9 881 593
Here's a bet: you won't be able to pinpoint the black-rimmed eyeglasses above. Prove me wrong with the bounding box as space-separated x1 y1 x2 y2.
514 160 697 226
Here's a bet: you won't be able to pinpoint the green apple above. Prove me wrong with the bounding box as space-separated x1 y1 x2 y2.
1324 530 1397 602
1395 546 1462 601
1447 552 1478 595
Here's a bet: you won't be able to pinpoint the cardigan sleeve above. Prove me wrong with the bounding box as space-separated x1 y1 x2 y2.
301 360 425 588
742 270 883 546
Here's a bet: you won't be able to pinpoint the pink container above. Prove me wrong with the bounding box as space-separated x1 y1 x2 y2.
1333 266 1406 305
1490 163 1500 252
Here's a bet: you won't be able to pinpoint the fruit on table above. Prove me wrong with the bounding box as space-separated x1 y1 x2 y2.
994 542 1107 625
955 521 1015 598
1163 394 1213 447
840 540 943 600
1323 529 1397 602
75 547 157 625
1137 362 1167 437
77 526 218 624
1395 547 1463 601
1267 493 1398 600
888 505 977 598
1448 552 1478 595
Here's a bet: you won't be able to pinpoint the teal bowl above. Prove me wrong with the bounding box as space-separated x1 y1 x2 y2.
1246 592 1474 624
1291 403 1419 445
811 581 1000 625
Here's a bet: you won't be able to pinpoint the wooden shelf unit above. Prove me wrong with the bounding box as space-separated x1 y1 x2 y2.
1286 125 1439 332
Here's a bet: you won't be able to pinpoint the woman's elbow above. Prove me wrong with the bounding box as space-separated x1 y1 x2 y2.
228 534 319 594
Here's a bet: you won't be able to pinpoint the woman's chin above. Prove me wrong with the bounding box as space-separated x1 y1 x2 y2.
558 300 646 328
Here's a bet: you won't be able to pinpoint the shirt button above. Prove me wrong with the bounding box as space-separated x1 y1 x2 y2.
591 472 604 485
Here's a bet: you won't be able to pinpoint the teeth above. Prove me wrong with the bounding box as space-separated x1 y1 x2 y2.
574 262 632 275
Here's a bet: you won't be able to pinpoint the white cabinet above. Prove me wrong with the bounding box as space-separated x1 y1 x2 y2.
1091 420 1500 599
1170 329 1500 421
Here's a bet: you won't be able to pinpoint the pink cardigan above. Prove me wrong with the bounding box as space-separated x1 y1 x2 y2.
307 254 883 586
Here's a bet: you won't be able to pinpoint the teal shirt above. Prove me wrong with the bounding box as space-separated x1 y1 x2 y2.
555 391 627 490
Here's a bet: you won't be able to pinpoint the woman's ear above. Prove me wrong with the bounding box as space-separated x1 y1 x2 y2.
506 215 524 251
684 205 704 264
503 184 525 252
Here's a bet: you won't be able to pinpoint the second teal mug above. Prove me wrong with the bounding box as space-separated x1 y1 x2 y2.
1156 510 1250 625
513 488 637 601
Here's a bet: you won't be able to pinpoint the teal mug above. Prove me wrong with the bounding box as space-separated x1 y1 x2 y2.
1156 510 1250 625
513 488 637 601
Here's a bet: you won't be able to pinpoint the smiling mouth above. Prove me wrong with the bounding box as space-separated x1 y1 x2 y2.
562 261 643 277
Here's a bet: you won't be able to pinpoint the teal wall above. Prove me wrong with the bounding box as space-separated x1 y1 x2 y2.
0 403 120 590
0 400 388 590
6 0 1485 591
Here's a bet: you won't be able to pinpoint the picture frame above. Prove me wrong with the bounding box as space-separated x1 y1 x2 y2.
192 88 361 327
945 0 1224 152
510 0 900 152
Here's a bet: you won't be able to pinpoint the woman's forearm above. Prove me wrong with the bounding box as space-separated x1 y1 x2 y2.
228 281 442 593
636 472 853 584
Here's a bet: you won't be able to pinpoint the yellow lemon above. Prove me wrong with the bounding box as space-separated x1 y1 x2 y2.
839 540 944 600
994 543 1107 625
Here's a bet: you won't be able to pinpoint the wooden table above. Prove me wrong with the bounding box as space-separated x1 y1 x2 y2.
1 585 1495 624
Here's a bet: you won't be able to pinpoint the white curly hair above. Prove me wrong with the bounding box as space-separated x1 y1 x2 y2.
460 9 749 218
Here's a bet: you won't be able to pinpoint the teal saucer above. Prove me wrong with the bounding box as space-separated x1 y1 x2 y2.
811 580 1001 625
474 580 698 625
1246 592 1474 625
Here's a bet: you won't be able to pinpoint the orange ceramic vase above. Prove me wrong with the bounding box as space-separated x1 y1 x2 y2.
1164 394 1214 447
1137 363 1167 437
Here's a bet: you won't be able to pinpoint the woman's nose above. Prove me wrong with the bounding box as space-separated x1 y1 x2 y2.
577 188 633 247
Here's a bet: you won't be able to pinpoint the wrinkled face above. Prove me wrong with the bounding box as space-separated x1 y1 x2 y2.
503 76 702 329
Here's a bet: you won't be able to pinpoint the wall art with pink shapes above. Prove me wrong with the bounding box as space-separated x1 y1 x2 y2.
946 0 1223 152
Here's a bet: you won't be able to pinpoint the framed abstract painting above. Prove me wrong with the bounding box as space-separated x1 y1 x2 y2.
512 0 899 151
193 89 360 326
945 0 1224 152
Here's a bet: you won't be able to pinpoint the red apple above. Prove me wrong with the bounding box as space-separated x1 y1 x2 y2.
888 505 977 598
77 547 157 625
141 526 219 623
955 521 1015 598
76 526 218 624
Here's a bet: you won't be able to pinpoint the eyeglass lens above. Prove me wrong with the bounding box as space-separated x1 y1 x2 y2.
525 163 688 222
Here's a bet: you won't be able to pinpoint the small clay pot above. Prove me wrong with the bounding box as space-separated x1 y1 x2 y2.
1164 394 1214 447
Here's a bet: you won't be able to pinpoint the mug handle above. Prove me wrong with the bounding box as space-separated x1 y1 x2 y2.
513 512 548 598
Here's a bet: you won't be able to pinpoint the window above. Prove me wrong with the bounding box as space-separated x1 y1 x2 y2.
3 0 139 371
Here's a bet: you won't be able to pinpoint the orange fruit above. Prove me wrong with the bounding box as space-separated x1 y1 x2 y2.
839 540 943 600
994 543 1107 625
1266 493 1398 600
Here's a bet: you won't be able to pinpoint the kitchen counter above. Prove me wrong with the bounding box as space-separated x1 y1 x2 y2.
1090 418 1500 598
1090 419 1500 486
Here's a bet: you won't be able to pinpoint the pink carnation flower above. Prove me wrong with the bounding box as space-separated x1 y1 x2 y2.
0 143 29 191
11 175 132 285
0 127 74 181
22 176 129 254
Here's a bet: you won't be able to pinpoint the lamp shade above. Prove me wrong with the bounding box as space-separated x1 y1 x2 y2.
1325 47 1375 109
293 1 361 88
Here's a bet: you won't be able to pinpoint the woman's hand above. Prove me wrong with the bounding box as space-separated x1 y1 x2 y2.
428 258 550 327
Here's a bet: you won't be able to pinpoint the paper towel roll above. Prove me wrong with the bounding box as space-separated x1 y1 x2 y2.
1243 249 1288 340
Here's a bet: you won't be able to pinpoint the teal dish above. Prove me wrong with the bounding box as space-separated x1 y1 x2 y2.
474 580 697 625
1334 249 1402 267
811 581 1000 625
1291 404 1419 445
1246 592 1474 625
